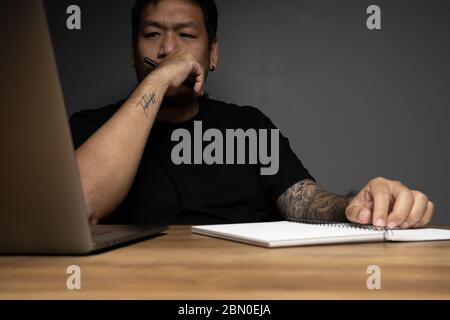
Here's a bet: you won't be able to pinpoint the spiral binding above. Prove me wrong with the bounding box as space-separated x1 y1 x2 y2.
286 217 394 239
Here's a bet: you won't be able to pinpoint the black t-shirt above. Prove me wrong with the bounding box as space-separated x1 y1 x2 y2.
69 96 315 225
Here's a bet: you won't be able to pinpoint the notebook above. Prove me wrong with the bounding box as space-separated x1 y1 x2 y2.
191 220 450 248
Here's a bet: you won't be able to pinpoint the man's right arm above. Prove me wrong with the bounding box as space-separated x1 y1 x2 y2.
74 51 205 224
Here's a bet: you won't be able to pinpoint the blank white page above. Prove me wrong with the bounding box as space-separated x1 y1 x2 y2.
192 221 386 247
387 228 450 242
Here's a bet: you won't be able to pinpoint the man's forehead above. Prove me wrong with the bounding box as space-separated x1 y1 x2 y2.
142 19 200 30
141 0 204 27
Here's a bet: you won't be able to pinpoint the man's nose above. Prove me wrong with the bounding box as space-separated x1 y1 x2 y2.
158 33 179 59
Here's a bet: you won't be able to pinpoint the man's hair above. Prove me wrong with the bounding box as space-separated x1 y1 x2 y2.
131 0 218 48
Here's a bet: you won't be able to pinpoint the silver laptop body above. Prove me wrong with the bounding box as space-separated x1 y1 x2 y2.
0 0 167 255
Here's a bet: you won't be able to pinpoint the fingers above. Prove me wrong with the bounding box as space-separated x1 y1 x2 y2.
413 201 435 228
399 190 428 229
346 204 372 224
177 54 205 96
173 51 206 96
345 189 371 224
191 61 206 96
153 50 206 96
368 178 415 229
369 181 391 227
385 183 414 229
345 206 358 223
370 178 433 229
346 178 434 229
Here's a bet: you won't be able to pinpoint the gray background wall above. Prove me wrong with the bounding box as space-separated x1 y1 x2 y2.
44 0 450 223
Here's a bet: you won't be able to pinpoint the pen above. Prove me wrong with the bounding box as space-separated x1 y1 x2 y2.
143 57 159 68
144 57 208 97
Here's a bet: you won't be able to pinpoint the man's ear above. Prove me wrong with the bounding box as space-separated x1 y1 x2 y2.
209 38 219 70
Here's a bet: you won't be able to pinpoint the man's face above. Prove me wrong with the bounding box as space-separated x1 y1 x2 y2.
132 0 217 97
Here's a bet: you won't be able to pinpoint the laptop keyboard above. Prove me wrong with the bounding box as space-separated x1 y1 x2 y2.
88 224 165 247
90 225 138 244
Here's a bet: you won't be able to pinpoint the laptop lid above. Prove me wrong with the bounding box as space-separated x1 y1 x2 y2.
0 0 92 254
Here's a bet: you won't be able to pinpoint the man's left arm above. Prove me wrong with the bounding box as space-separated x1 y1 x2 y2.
276 177 435 229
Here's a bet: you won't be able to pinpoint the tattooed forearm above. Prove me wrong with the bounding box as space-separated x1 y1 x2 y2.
276 179 354 222
137 93 157 117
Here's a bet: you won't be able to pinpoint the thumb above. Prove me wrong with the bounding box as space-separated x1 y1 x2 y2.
346 196 372 224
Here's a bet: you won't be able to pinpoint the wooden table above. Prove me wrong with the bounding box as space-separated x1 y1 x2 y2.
1 225 449 299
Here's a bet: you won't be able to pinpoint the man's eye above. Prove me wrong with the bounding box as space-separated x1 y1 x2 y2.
144 32 160 38
180 33 195 38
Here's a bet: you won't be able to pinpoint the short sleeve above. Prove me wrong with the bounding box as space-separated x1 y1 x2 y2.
68 101 123 150
250 108 316 205
69 113 100 150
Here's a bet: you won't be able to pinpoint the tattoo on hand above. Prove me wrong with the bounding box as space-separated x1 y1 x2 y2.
137 93 157 117
276 179 351 222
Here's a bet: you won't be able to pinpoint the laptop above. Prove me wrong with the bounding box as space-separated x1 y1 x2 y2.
0 1 167 254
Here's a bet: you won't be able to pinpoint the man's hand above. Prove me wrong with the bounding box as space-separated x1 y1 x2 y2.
144 50 206 97
345 177 435 229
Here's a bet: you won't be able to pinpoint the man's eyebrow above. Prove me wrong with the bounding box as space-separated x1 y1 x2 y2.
142 19 200 30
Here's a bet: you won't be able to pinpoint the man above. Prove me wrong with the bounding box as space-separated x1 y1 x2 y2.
70 0 434 229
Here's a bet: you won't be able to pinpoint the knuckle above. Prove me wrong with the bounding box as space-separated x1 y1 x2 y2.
414 191 428 203
403 189 414 201
375 189 390 199
428 201 435 214
185 52 195 62
371 177 385 184
392 180 403 187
